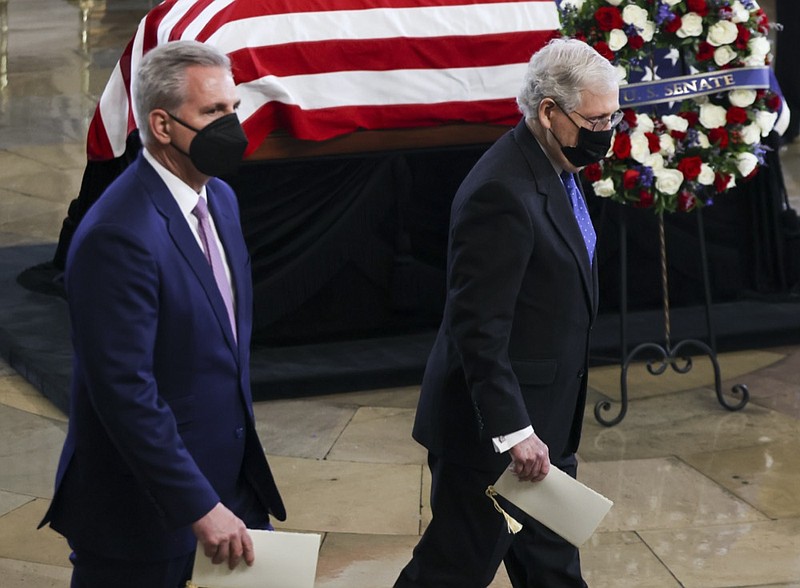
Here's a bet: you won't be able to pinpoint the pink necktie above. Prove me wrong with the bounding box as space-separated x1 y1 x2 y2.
561 171 596 264
192 198 237 341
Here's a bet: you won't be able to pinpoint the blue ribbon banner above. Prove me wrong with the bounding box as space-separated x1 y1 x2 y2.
619 66 771 108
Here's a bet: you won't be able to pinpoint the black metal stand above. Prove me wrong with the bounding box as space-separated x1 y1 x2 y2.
594 207 750 426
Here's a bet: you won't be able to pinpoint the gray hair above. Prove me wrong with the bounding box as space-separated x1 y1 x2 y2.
134 40 232 145
517 38 618 119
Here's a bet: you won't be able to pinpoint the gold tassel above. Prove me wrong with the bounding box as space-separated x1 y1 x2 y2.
485 486 523 534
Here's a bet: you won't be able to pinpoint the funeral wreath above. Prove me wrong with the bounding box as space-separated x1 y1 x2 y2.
559 0 781 213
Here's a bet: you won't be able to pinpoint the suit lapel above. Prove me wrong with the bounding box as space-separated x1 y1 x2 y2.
135 156 240 359
512 122 596 315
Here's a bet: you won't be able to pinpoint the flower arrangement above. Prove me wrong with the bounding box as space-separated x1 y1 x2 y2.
559 0 781 213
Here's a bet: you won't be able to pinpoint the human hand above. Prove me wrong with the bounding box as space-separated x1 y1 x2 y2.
508 433 550 482
191 502 254 569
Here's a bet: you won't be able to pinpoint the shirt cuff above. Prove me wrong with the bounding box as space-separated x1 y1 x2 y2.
492 425 534 453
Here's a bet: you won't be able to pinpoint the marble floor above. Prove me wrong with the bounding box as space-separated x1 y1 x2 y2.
2 1 800 587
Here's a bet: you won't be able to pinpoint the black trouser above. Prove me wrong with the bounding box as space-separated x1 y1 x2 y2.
395 452 586 588
69 549 195 588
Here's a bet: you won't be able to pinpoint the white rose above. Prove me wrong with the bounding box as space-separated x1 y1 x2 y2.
645 153 665 170
677 13 704 38
744 53 768 67
561 0 585 9
756 110 778 136
654 168 684 195
608 29 628 51
663 0 681 5
662 114 689 133
659 134 676 157
728 89 757 107
641 20 656 42
696 130 710 149
741 123 761 145
604 0 623 6
622 5 648 29
699 103 728 129
748 36 771 59
698 163 715 186
714 45 738 67
592 178 616 198
736 152 759 177
630 132 651 163
707 20 739 46
730 1 750 23
636 114 655 133
615 65 629 84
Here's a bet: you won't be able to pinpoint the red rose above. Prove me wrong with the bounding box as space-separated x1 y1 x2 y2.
678 191 696 212
756 10 769 34
623 169 640 190
766 93 782 112
645 132 661 153
628 34 644 51
634 190 654 209
613 132 632 159
622 109 638 127
594 6 625 31
671 130 687 141
697 41 715 62
678 111 700 127
726 106 748 125
665 15 682 34
583 163 603 183
677 156 703 181
593 41 614 61
735 24 751 50
687 0 709 17
709 127 729 148
714 172 731 193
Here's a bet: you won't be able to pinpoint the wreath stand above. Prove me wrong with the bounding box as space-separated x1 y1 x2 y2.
594 206 750 426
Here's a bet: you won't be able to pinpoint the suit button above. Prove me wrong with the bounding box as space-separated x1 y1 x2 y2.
235 427 244 439
577 370 585 379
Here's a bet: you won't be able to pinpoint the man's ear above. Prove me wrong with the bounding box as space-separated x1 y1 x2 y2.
538 98 555 131
149 109 171 145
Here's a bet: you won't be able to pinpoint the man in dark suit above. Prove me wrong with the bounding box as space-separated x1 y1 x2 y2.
39 40 285 587
394 38 620 588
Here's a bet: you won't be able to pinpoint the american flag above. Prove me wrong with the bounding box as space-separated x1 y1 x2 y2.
86 0 560 161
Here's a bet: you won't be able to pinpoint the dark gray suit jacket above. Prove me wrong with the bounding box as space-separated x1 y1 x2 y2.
413 119 599 471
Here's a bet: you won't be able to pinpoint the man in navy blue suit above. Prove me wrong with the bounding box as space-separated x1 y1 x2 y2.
40 40 285 587
395 38 620 587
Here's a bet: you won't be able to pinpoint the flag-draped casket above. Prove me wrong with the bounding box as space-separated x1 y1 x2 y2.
87 0 560 161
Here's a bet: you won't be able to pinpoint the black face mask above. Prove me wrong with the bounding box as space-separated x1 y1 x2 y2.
168 112 248 177
549 103 614 168
554 126 614 168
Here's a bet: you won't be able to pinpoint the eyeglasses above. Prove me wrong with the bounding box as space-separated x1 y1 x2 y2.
554 100 624 131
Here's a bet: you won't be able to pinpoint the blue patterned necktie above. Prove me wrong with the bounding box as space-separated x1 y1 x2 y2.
560 171 596 264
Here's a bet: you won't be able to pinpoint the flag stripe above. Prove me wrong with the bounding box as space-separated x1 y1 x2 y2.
202 3 559 50
229 31 554 79
242 100 519 154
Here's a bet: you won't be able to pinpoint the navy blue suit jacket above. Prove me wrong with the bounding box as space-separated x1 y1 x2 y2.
41 153 285 560
413 119 599 472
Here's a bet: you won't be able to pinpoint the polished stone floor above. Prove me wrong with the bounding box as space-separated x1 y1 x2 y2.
2 1 800 587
